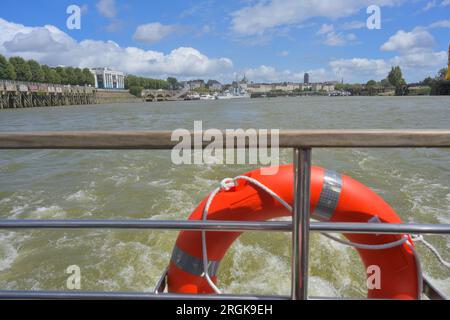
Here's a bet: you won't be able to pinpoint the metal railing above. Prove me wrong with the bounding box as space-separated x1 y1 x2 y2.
0 79 94 90
0 130 449 300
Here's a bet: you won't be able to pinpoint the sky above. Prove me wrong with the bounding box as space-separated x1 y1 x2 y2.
0 0 449 83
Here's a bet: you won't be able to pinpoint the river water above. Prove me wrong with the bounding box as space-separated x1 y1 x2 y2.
0 96 449 298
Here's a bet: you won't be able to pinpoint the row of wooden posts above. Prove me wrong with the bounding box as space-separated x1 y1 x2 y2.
0 80 97 109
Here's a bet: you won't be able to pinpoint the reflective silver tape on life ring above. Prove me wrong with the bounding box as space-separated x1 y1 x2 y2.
313 170 342 221
171 245 221 277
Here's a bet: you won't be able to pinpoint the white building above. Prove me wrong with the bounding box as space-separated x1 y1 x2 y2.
187 80 205 90
299 84 312 91
274 83 300 92
247 83 274 93
206 80 222 91
90 68 125 89
321 84 336 92
244 81 335 94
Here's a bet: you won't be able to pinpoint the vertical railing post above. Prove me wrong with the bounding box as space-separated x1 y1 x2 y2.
291 148 312 300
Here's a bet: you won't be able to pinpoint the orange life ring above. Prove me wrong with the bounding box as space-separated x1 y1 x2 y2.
167 165 420 299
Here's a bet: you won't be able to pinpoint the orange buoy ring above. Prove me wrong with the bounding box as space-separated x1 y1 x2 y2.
167 165 420 299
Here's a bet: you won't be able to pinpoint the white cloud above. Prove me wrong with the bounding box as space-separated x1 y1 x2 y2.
3 27 73 53
230 0 404 36
378 27 447 79
244 65 282 82
423 0 437 11
317 24 334 35
0 20 75 53
323 32 345 46
377 27 447 81
0 18 233 78
316 24 358 47
330 58 390 81
248 51 447 84
133 23 180 44
277 50 289 57
96 0 117 18
429 20 450 29
243 65 331 83
347 33 358 41
380 28 435 52
423 0 450 10
329 49 447 83
391 49 447 69
199 25 212 35
340 21 366 30
322 32 357 46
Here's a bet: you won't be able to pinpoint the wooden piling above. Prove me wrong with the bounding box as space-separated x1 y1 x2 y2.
0 80 99 109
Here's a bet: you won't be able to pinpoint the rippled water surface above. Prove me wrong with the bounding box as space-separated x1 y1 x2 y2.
0 96 449 297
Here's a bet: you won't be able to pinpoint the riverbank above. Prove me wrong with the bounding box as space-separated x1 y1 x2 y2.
95 89 142 104
0 80 142 109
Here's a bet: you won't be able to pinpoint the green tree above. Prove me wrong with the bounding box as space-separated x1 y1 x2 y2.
387 66 406 87
27 59 44 82
365 80 377 96
50 69 62 84
82 68 95 86
56 67 67 84
334 83 344 91
421 76 434 87
167 77 179 90
437 67 448 80
42 65 52 83
380 78 391 88
42 65 61 84
64 67 76 85
387 66 406 95
0 54 16 80
125 75 169 90
73 68 85 85
129 86 143 97
9 56 32 81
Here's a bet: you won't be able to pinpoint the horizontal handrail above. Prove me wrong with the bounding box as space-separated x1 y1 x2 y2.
0 130 449 149
0 278 444 300
0 219 291 232
0 290 288 300
0 220 449 235
310 222 450 235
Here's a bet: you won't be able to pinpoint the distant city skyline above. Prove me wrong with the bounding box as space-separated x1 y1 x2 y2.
0 0 449 83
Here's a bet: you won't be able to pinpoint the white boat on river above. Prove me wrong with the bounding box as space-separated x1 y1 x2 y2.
216 87 250 99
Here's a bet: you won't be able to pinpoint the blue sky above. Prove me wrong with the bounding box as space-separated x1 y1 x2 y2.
0 0 449 83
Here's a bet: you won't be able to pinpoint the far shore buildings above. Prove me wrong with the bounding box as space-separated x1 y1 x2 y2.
206 80 223 91
246 81 337 94
183 79 223 91
186 79 205 90
180 74 337 95
238 73 337 94
90 67 125 90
